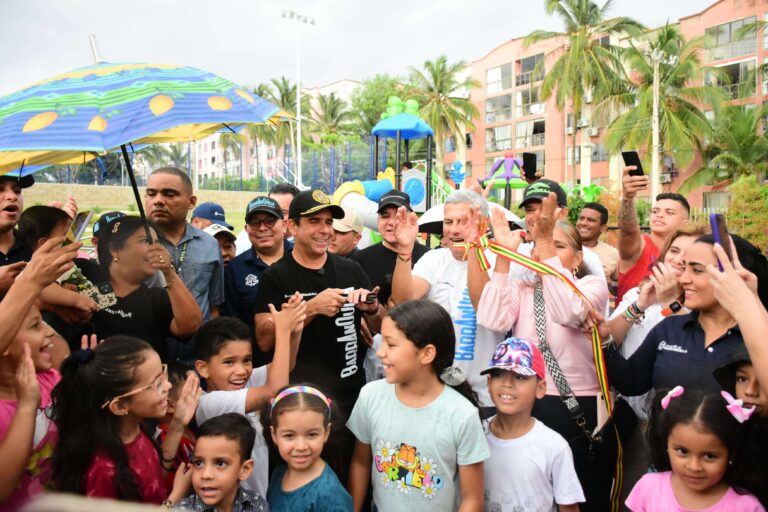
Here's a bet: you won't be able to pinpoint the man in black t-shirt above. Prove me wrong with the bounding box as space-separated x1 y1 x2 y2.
351 189 429 306
254 189 379 416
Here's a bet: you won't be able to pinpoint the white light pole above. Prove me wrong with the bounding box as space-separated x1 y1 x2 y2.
650 48 678 200
281 9 315 190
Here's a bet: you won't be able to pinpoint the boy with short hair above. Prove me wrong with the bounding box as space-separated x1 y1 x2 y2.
173 413 270 512
481 337 584 512
194 293 305 497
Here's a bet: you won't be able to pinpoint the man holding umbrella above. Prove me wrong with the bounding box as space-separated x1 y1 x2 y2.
145 167 224 358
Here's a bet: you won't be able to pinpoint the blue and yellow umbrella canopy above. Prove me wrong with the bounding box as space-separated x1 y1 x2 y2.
0 62 284 174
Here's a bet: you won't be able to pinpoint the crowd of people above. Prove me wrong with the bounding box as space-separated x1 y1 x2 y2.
0 163 767 512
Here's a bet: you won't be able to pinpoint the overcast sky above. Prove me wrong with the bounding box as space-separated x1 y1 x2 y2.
1 0 712 96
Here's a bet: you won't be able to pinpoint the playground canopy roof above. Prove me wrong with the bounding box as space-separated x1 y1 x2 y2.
372 113 434 140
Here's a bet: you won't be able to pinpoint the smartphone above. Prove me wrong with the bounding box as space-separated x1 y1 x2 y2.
710 213 733 271
64 210 94 246
621 151 645 177
522 152 537 181
80 281 118 310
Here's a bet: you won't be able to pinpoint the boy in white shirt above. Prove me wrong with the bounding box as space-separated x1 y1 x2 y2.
481 337 584 512
194 293 305 497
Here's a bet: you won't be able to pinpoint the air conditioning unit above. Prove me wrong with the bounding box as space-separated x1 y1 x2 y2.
660 173 673 184
584 93 593 104
577 118 589 127
587 127 599 137
565 126 574 135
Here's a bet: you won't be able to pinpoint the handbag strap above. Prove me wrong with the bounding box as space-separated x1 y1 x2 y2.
533 278 594 440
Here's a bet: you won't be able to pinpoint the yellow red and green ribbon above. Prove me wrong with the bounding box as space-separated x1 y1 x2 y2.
460 235 624 511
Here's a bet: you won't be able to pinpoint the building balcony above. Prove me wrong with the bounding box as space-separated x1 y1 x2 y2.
719 82 756 99
486 76 513 94
515 132 545 149
485 110 514 123
485 139 514 153
515 70 544 87
515 102 546 117
707 40 756 62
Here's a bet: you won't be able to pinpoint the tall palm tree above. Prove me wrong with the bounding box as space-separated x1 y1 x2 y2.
247 83 277 179
524 0 644 184
139 144 169 168
166 143 189 169
219 132 244 187
600 24 723 172
679 105 768 193
409 55 479 178
310 93 353 145
268 77 310 174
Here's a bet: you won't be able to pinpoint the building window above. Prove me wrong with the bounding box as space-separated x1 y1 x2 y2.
211 156 216 164
703 191 729 209
197 159 202 168
592 143 609 162
211 140 216 150
486 63 513 93
445 136 456 153
485 125 513 152
466 133 473 149
707 60 756 99
705 16 756 61
515 119 545 148
516 53 544 86
566 146 581 165
485 94 513 123
516 87 544 117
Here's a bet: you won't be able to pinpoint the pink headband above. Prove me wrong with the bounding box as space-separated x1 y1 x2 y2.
269 385 332 416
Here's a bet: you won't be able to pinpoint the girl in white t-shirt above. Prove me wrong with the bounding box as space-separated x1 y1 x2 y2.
347 300 490 512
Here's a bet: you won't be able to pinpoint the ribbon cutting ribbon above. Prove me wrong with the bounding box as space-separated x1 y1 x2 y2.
461 235 624 511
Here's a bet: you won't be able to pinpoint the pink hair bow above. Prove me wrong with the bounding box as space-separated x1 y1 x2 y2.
661 386 684 409
720 391 756 423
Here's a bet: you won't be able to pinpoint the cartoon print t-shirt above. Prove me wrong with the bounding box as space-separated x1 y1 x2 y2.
347 379 489 511
0 369 60 512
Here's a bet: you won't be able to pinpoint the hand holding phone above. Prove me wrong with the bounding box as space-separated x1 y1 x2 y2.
63 211 94 246
710 213 733 272
621 151 645 177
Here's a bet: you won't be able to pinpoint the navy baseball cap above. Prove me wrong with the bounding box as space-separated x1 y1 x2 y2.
93 211 127 236
377 190 412 213
519 179 568 209
245 196 283 222
192 202 233 230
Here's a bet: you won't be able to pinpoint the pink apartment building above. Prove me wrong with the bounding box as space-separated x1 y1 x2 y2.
448 0 768 208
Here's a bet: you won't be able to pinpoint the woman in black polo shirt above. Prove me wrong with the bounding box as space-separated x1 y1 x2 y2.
605 234 768 396
89 216 203 361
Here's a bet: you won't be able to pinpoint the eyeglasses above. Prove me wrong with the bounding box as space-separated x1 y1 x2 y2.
248 217 279 229
101 364 168 409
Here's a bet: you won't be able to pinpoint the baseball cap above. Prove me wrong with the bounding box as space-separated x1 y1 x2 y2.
245 196 283 222
93 211 127 236
0 174 34 189
288 190 344 220
192 202 233 230
333 207 363 233
203 223 237 242
519 179 568 209
377 189 412 213
480 337 545 380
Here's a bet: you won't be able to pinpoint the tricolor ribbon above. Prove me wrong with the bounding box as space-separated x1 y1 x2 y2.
462 236 624 511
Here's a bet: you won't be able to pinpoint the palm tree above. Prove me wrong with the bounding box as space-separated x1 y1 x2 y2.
268 77 310 174
219 132 245 188
599 24 723 173
166 143 189 169
678 105 768 193
310 93 353 145
524 0 644 184
139 144 169 168
409 55 479 178
247 83 277 180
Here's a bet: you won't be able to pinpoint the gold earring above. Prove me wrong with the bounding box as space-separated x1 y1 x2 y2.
113 256 119 264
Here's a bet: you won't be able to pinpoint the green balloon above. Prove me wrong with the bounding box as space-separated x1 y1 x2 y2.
388 96 402 107
380 112 390 120
405 99 419 113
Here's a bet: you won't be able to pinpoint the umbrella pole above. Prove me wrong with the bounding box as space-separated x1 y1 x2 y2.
395 131 401 190
120 144 153 242
426 135 433 210
404 139 410 162
373 135 379 179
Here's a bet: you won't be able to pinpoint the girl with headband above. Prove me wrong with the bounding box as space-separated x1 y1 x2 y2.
265 384 352 511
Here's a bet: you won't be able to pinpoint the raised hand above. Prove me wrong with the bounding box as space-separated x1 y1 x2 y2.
457 205 483 244
489 207 523 250
15 344 41 411
531 192 561 242
21 237 79 289
392 206 418 253
271 292 308 335
147 243 174 280
79 334 99 351
706 243 760 316
621 167 649 200
0 261 27 291
167 463 194 504
172 372 202 426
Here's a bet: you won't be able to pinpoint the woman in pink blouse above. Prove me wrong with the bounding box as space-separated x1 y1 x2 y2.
476 192 612 512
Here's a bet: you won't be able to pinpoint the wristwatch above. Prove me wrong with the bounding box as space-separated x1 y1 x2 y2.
661 301 683 317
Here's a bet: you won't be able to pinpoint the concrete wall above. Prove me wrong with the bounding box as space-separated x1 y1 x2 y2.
23 183 263 216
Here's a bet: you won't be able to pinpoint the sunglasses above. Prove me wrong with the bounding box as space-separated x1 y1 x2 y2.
101 364 168 409
247 217 279 229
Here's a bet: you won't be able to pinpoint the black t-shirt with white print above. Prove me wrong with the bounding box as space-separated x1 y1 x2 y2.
254 252 372 416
